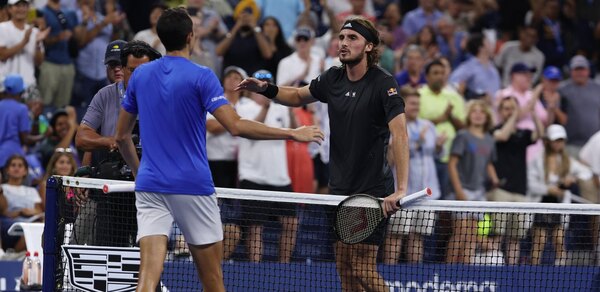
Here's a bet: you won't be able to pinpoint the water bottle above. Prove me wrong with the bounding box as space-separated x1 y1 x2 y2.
32 251 42 287
21 251 32 287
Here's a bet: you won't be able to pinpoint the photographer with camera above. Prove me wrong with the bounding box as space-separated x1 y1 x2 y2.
73 40 161 246
216 2 273 78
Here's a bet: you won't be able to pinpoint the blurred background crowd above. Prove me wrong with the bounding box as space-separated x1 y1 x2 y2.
1 0 600 266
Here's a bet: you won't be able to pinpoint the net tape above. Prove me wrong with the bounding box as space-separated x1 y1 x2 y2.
59 176 600 215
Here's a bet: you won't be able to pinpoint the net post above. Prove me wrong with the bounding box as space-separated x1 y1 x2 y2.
42 176 59 291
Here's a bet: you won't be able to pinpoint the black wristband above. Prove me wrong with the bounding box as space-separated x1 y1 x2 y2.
262 83 279 99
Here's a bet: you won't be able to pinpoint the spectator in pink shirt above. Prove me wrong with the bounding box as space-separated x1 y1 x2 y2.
495 63 548 161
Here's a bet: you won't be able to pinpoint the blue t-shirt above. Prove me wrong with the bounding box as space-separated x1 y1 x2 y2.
43 6 78 64
0 99 30 166
122 56 229 195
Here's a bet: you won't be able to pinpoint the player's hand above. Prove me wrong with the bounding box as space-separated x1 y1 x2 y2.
290 125 324 144
382 191 404 217
75 188 90 207
236 77 268 93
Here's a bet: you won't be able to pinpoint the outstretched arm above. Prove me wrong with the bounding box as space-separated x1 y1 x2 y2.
236 78 318 107
212 104 324 142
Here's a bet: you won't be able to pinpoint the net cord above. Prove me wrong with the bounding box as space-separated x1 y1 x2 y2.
58 176 600 215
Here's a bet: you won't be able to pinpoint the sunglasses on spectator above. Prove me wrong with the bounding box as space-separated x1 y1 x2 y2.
107 62 122 70
55 148 74 153
254 72 273 81
295 36 310 42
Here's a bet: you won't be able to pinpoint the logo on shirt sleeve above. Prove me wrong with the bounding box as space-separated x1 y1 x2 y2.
211 96 227 103
387 87 398 96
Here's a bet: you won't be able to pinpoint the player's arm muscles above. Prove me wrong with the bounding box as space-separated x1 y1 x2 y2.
114 109 140 176
389 114 409 195
273 85 317 107
75 123 115 151
212 104 323 143
212 104 294 140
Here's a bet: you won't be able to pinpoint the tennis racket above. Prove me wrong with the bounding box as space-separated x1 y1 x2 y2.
334 188 431 244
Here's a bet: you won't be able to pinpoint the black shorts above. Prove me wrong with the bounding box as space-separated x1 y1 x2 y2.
325 203 389 246
313 155 329 188
239 180 296 225
209 160 238 188
533 195 561 228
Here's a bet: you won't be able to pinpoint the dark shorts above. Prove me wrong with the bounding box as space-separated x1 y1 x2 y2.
325 203 389 246
313 155 329 188
533 195 562 229
209 160 238 188
239 180 296 225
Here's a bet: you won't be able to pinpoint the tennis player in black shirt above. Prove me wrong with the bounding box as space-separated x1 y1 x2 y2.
237 17 409 292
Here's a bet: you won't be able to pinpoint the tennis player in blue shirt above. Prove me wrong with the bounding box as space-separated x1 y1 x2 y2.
115 8 324 292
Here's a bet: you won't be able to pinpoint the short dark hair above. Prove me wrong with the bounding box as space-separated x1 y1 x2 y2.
466 33 485 56
156 7 193 52
425 59 445 75
120 40 162 67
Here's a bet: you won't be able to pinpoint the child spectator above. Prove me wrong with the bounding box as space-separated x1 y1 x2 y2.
447 100 499 264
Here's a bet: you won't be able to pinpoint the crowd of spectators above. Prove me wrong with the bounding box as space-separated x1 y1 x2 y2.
0 0 599 266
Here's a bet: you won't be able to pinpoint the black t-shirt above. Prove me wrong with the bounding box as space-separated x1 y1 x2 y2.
223 32 267 77
492 125 534 195
309 66 405 197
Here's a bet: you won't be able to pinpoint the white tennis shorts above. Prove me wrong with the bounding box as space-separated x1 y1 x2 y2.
135 192 223 245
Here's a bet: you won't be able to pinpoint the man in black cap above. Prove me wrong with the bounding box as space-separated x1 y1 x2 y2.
73 40 161 246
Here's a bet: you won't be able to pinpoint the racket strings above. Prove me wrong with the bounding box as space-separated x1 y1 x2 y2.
335 196 384 244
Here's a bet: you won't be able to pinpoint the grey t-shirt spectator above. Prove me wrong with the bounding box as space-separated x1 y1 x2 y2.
450 130 496 191
495 41 545 86
81 82 122 137
558 80 600 146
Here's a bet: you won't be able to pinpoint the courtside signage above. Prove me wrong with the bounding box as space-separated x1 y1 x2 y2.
62 245 140 292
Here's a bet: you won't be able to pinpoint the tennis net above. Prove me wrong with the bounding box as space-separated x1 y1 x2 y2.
43 176 600 291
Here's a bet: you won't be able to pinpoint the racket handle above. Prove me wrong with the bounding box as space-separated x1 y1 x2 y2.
103 183 135 194
396 187 432 207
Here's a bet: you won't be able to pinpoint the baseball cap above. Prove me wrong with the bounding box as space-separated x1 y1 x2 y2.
8 0 29 5
543 66 562 80
510 62 536 74
253 70 274 83
295 26 315 41
3 74 25 95
223 66 248 79
570 55 589 69
104 40 127 65
546 124 567 141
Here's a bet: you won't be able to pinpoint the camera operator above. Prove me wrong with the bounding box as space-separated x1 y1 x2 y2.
73 40 161 246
